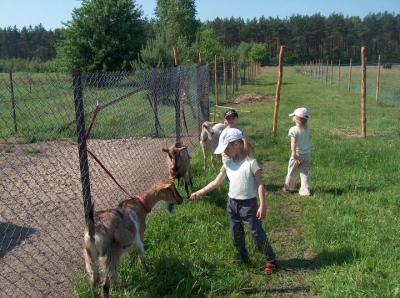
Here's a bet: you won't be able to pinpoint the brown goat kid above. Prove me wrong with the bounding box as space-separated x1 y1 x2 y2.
83 179 183 298
162 142 193 198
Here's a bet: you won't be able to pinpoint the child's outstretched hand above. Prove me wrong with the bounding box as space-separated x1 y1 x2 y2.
189 192 201 201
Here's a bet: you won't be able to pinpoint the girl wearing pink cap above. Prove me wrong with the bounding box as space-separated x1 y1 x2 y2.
282 107 311 196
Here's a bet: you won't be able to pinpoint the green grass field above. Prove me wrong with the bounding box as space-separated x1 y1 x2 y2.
70 67 400 297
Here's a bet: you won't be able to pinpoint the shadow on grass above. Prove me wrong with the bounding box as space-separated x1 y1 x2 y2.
120 257 215 297
316 186 378 196
265 183 284 193
117 246 357 297
242 286 311 295
250 80 291 87
278 245 357 272
239 247 358 295
265 184 378 196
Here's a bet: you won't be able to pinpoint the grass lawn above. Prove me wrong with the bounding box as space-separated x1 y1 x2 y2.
72 66 400 297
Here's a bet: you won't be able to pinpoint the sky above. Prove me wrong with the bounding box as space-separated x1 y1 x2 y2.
0 0 399 30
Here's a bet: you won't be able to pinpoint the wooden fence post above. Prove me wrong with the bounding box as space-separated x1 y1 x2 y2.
330 60 333 85
376 55 381 102
361 47 367 138
338 59 341 86
173 46 181 142
231 57 234 94
233 57 238 91
223 56 228 101
214 55 218 106
318 59 321 79
325 60 329 82
238 60 242 86
273 46 285 136
348 58 352 91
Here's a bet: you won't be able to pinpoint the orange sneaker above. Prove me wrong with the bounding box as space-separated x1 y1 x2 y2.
264 260 277 274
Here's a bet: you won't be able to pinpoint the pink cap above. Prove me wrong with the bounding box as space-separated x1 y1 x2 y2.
289 107 309 119
214 128 244 154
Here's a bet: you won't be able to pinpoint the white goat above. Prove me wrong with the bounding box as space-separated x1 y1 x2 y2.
200 121 226 169
162 142 193 198
83 179 183 298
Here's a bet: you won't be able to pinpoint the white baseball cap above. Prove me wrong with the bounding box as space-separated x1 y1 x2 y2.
289 107 309 119
214 128 244 154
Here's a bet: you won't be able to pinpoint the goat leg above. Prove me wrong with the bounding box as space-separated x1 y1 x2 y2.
101 276 110 298
184 180 190 199
188 171 193 188
138 255 148 272
84 247 99 298
135 236 148 272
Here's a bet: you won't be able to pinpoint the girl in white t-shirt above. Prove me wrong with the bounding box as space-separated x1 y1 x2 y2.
190 128 277 274
282 107 311 196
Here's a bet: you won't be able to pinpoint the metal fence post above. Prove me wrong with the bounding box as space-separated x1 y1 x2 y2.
9 70 17 133
72 69 92 222
151 67 160 137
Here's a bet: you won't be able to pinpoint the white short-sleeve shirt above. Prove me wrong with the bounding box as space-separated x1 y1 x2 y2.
221 157 260 200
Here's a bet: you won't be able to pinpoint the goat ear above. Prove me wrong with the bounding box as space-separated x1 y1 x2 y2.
162 148 169 153
163 181 172 189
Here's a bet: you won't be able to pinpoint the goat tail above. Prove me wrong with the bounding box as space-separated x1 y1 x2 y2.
87 199 95 239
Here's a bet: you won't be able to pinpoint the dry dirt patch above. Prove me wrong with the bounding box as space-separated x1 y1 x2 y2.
233 93 275 104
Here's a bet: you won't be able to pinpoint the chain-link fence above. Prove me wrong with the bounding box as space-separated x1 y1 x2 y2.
0 65 209 297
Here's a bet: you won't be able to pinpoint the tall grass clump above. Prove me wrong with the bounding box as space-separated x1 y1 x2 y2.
72 66 400 297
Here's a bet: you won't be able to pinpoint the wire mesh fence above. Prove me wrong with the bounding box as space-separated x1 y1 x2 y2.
0 65 209 297
301 60 400 108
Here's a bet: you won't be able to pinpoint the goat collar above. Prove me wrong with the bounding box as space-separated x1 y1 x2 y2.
137 195 151 213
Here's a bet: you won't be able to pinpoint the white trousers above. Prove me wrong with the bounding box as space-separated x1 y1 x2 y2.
284 153 311 196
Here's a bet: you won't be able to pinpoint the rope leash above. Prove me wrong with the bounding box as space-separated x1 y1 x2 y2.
78 104 151 213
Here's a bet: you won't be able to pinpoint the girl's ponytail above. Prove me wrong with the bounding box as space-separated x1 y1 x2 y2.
242 138 254 161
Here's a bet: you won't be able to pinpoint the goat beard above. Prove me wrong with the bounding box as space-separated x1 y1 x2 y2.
166 202 175 214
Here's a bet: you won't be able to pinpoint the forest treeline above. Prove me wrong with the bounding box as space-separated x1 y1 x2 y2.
1 10 399 71
205 12 400 64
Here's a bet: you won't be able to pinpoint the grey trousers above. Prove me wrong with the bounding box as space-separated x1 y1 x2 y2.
227 198 276 262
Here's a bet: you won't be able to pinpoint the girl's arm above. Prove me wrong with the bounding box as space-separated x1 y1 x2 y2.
189 171 226 200
291 136 300 162
254 169 266 220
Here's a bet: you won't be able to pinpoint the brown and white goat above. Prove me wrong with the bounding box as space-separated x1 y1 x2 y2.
200 121 226 168
83 179 183 298
162 142 193 198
